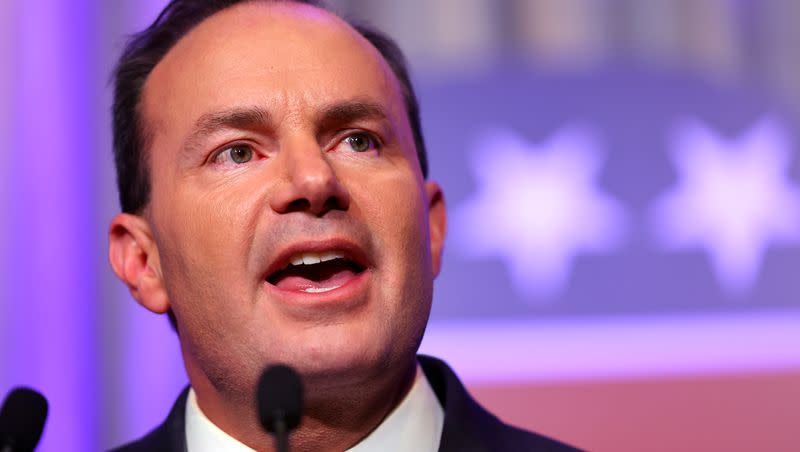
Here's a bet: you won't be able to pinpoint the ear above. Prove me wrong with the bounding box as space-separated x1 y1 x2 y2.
425 181 447 277
108 213 171 314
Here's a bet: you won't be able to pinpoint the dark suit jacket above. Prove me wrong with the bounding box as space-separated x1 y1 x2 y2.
110 355 583 451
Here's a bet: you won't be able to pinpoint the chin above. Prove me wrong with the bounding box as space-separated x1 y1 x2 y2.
279 330 400 385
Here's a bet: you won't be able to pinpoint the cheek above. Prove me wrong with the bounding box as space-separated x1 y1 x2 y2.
354 170 432 295
357 169 428 241
151 175 265 308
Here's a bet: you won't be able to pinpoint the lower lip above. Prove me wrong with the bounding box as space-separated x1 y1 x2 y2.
262 269 371 308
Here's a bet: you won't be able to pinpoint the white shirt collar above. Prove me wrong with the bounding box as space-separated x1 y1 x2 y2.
185 365 444 452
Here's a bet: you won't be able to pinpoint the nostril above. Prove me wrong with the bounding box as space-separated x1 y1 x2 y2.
283 196 346 215
286 198 311 213
323 196 346 212
270 166 351 214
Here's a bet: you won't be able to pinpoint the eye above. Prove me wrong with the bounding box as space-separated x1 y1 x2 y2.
213 144 254 165
341 132 379 153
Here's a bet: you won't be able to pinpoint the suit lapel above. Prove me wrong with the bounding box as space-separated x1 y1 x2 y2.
419 355 501 452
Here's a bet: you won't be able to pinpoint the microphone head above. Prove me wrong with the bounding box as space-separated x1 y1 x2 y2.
0 387 48 451
257 364 304 434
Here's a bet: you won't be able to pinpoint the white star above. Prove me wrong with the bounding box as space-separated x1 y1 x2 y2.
650 117 800 295
453 126 627 300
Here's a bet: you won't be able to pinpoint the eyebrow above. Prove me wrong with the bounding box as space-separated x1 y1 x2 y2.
316 100 388 129
183 106 271 153
181 100 389 154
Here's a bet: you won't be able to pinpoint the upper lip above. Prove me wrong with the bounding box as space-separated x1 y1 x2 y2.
262 238 372 283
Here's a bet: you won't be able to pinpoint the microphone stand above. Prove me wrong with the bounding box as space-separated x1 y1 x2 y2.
272 415 289 452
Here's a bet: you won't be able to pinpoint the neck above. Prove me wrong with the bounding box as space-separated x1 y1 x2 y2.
189 359 418 452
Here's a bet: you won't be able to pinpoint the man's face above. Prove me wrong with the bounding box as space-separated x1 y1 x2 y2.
133 3 445 394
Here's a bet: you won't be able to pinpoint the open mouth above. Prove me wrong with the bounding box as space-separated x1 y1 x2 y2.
266 251 367 293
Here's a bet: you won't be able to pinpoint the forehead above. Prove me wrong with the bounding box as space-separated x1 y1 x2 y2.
142 2 404 136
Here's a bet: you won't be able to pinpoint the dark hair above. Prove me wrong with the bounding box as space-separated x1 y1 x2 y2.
112 0 428 214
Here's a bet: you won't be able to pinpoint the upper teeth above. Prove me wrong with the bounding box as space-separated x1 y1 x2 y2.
289 252 344 267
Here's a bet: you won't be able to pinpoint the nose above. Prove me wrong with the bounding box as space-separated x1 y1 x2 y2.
269 138 350 216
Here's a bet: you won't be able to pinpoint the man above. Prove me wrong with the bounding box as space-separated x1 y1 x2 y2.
108 0 581 450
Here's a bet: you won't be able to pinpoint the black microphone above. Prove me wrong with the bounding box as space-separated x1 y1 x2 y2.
257 365 303 452
0 388 48 452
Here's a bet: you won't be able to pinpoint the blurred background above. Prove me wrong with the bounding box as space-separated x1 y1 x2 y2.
1 0 799 451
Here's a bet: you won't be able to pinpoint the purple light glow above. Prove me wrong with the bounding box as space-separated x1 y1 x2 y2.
7 0 98 450
453 126 627 299
0 0 18 393
420 310 800 384
651 118 800 295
